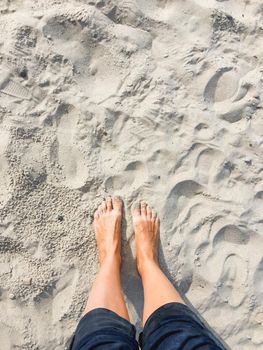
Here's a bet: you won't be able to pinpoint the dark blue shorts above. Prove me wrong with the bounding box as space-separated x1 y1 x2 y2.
69 302 226 349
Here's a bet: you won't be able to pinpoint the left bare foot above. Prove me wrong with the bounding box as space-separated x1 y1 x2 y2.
132 201 160 275
94 196 122 266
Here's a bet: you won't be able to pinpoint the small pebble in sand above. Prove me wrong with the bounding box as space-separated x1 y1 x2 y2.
24 278 32 285
244 159 252 166
57 215 64 222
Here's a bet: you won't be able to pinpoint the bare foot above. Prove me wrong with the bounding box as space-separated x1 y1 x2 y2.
132 201 160 274
94 196 122 266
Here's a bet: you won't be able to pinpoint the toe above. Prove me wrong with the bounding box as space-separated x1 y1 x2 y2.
113 196 122 212
101 201 107 212
141 201 147 217
98 201 106 214
106 196 113 211
132 202 141 217
98 204 103 214
94 210 100 220
152 209 157 220
146 204 152 219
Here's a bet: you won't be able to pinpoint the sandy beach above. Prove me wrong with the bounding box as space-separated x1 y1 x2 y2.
0 0 263 349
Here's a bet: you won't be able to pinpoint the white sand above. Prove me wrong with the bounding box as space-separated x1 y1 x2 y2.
0 0 263 349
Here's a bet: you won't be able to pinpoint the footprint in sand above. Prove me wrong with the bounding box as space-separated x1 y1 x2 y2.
164 179 204 232
52 268 78 324
213 224 250 246
204 67 261 123
50 105 89 189
32 267 78 329
0 66 44 114
212 224 250 308
42 6 123 103
217 254 248 307
0 67 32 101
195 147 224 184
105 161 147 192
0 128 11 208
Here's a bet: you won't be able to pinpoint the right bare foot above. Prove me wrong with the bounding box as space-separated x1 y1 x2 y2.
94 196 122 266
132 201 160 274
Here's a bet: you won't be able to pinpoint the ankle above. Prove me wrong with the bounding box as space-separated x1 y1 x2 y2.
99 250 121 268
137 254 159 276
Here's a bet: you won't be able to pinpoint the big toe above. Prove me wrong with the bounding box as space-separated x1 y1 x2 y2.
113 196 123 212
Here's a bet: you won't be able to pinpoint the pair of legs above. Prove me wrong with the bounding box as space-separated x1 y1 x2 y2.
84 196 184 325
70 196 225 349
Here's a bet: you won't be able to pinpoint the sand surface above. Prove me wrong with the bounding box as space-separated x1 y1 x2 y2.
0 0 263 349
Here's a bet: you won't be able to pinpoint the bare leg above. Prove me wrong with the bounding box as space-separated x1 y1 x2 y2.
132 201 185 325
84 196 129 321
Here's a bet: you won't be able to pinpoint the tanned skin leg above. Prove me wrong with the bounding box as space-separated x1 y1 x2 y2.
132 201 185 325
84 196 129 321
